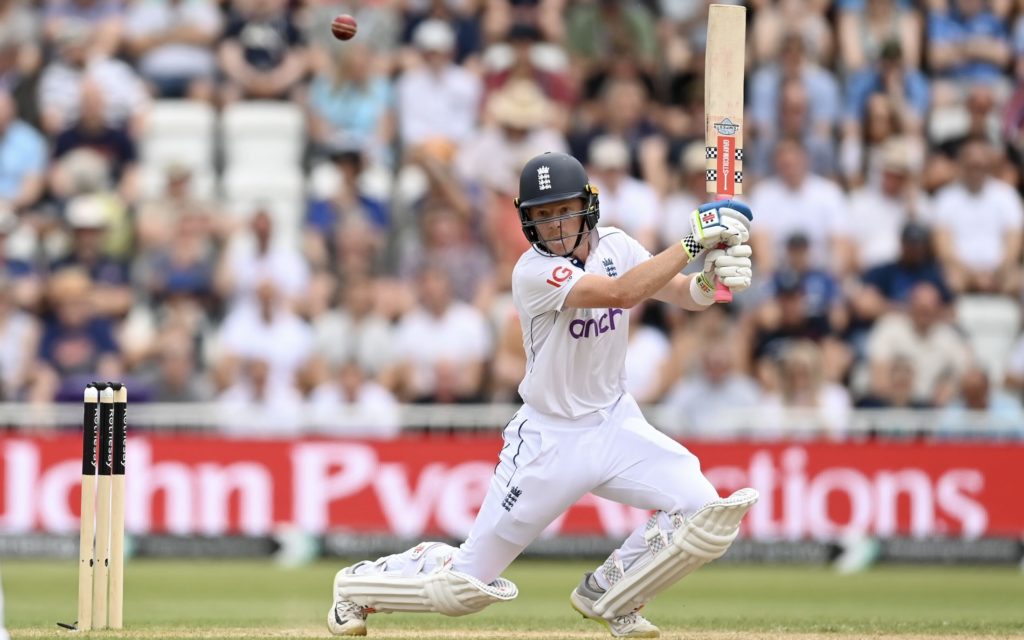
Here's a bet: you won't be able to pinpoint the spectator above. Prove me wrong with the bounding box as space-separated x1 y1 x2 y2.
135 162 221 252
565 0 657 79
750 31 841 144
396 19 481 149
768 234 845 326
938 366 1024 437
51 194 132 318
840 40 929 185
455 78 568 199
327 209 388 285
0 0 42 95
586 135 659 250
662 344 762 437
135 326 212 402
400 0 483 65
216 208 310 308
38 20 149 135
216 356 304 433
867 282 972 406
311 277 395 378
0 203 41 309
837 0 921 72
140 212 217 306
751 268 851 385
0 89 46 209
932 139 1023 294
752 78 837 179
752 0 834 67
124 0 222 100
927 0 1013 106
309 359 400 437
216 278 314 391
481 23 574 111
307 42 395 164
44 0 124 59
219 0 309 102
49 80 139 204
305 149 390 274
569 78 668 195
30 268 123 402
0 276 39 400
399 204 493 305
384 266 492 403
761 339 853 437
857 357 932 408
843 40 930 135
481 0 565 45
852 223 954 326
398 139 473 223
847 137 932 271
749 138 852 277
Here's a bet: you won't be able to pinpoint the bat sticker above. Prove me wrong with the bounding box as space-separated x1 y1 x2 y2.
713 118 740 135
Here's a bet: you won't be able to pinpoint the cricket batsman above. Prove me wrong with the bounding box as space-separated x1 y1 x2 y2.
328 152 757 638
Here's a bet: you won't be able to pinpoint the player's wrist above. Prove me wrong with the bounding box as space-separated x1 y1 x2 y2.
690 272 716 306
680 235 704 262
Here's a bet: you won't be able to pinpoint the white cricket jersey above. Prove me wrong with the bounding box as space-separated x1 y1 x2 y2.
512 227 653 419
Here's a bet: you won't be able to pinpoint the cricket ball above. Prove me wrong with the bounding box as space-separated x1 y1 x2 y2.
331 14 358 41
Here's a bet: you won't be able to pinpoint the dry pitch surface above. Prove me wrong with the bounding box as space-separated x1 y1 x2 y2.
5 560 1023 640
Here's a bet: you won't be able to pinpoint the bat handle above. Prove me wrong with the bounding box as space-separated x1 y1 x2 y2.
712 193 734 303
714 279 733 303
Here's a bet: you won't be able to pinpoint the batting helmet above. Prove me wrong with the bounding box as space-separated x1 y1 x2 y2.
514 152 600 257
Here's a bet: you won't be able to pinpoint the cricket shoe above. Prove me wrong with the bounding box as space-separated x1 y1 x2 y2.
570 572 660 638
327 597 368 636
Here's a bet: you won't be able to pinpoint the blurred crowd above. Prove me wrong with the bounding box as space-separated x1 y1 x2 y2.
0 0 1023 436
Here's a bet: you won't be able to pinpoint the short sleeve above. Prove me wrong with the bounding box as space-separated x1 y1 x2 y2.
997 184 1024 231
512 256 587 318
619 232 653 271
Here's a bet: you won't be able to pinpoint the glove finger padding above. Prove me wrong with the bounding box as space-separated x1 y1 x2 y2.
713 244 753 293
719 217 750 245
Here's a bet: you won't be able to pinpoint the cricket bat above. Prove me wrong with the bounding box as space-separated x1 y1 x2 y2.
705 4 747 302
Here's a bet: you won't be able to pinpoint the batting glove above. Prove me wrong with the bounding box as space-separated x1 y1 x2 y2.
681 201 754 262
693 244 754 304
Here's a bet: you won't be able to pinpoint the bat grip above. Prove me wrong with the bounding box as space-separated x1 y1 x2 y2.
714 277 733 303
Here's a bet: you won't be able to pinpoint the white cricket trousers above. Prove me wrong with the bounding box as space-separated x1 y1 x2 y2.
452 393 719 584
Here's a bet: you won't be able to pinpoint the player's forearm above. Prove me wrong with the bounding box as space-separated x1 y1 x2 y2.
612 242 692 308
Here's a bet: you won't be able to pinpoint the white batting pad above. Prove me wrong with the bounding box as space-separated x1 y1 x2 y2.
334 542 518 617
594 488 759 618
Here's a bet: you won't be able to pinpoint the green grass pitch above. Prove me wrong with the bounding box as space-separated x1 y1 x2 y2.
4 559 1023 639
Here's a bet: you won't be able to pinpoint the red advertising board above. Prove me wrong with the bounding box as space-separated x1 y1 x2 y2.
1 434 1019 539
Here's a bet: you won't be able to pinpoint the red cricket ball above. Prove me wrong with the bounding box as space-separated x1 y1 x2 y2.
331 14 358 41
